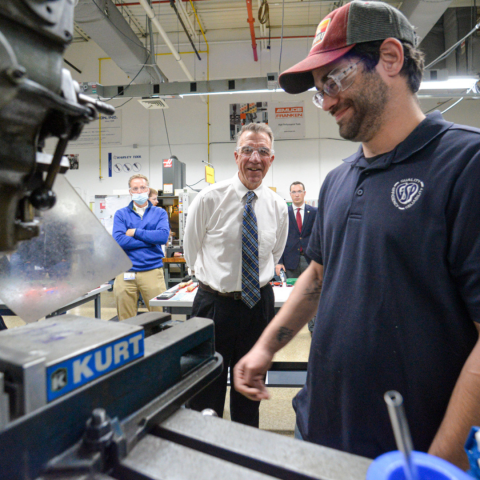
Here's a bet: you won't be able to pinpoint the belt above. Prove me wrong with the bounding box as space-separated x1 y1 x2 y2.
198 281 242 300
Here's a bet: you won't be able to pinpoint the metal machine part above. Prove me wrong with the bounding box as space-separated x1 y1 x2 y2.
0 316 144 421
0 314 222 479
0 0 114 253
162 156 186 196
0 313 372 480
384 391 418 480
0 174 132 323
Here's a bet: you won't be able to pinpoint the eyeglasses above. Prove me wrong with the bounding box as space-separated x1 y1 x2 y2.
130 186 149 193
291 190 304 195
312 59 362 108
237 146 274 157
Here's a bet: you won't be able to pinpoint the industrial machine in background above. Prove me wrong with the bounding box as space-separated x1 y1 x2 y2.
158 189 197 246
0 0 115 254
162 155 186 196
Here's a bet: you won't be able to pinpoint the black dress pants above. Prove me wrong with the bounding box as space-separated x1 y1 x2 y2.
186 283 274 427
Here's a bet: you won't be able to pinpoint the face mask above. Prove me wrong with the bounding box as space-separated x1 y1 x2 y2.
132 193 149 205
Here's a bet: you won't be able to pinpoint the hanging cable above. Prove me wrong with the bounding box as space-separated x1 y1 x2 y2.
163 110 172 157
425 21 480 70
441 97 464 114
277 0 286 81
114 97 133 109
258 0 270 48
423 98 452 114
258 0 271 49
187 178 206 187
186 178 205 192
439 84 476 114
103 59 148 101
258 0 269 24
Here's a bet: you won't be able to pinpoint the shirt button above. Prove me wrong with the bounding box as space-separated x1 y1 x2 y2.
356 189 364 196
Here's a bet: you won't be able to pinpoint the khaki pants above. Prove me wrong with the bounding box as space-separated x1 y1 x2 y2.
114 267 166 321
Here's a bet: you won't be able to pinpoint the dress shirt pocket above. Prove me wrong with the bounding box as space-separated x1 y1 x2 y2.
258 229 276 261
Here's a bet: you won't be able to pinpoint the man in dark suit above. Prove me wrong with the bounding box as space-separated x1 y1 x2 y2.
276 181 318 333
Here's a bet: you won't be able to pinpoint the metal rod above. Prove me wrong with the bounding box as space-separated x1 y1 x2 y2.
384 391 418 480
170 0 201 60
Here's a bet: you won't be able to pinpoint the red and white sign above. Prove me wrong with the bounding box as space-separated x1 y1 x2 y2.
275 106 304 118
163 158 173 168
269 102 305 139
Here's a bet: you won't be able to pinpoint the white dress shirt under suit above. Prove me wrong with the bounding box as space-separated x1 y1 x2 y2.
184 173 288 292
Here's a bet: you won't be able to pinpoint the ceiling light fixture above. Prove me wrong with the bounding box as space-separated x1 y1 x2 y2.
419 77 478 90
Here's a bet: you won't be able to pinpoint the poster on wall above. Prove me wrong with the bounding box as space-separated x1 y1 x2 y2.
69 110 122 148
268 102 305 139
229 101 305 140
229 102 268 140
108 152 143 177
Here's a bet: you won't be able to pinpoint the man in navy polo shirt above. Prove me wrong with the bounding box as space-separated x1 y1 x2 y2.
234 0 480 469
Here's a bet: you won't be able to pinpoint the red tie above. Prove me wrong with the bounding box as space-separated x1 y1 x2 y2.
296 208 303 253
296 208 302 233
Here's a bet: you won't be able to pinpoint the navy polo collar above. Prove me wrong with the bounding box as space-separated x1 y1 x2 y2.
343 111 453 170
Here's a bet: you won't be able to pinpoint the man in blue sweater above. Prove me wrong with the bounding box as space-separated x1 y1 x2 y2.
113 174 169 320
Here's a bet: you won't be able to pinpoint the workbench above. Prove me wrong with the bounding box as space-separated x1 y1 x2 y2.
162 256 188 288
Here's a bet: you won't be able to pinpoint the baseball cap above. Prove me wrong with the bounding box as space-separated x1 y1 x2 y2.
279 1 417 94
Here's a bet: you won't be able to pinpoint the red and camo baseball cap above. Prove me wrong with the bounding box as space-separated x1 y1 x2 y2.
279 1 417 94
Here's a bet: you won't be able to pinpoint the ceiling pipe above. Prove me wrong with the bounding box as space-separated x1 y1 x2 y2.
246 0 258 61
175 0 199 44
138 0 195 81
169 0 201 60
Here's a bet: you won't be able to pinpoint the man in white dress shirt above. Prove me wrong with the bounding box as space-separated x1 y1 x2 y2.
184 123 288 427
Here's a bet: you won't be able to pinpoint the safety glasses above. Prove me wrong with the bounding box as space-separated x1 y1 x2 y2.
312 59 362 108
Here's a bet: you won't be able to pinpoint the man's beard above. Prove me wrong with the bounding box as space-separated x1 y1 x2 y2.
334 70 389 142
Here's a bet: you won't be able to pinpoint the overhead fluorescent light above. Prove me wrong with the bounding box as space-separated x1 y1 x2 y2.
182 88 284 97
419 77 478 90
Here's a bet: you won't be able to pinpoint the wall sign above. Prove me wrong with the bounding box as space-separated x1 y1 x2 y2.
70 110 122 148
229 101 305 140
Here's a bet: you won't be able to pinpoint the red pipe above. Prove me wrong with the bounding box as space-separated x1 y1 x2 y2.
245 0 258 62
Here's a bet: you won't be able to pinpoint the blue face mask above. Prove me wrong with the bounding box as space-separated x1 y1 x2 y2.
132 192 149 205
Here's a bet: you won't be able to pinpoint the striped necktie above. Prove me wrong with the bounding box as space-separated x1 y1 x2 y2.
241 191 260 308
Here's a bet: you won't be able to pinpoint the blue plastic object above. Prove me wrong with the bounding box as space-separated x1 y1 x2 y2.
465 427 480 478
367 451 472 480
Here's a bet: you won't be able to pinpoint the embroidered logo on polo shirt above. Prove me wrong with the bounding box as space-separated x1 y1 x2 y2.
391 179 424 210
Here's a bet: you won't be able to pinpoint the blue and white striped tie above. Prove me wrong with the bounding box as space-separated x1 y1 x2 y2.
242 191 260 308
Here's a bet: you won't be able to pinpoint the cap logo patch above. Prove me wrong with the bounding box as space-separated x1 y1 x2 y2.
312 18 331 48
391 179 424 210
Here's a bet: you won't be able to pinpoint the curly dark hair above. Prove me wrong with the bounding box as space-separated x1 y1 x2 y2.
345 40 425 93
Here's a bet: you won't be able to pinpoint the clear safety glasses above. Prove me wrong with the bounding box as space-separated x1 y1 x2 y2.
312 59 362 108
